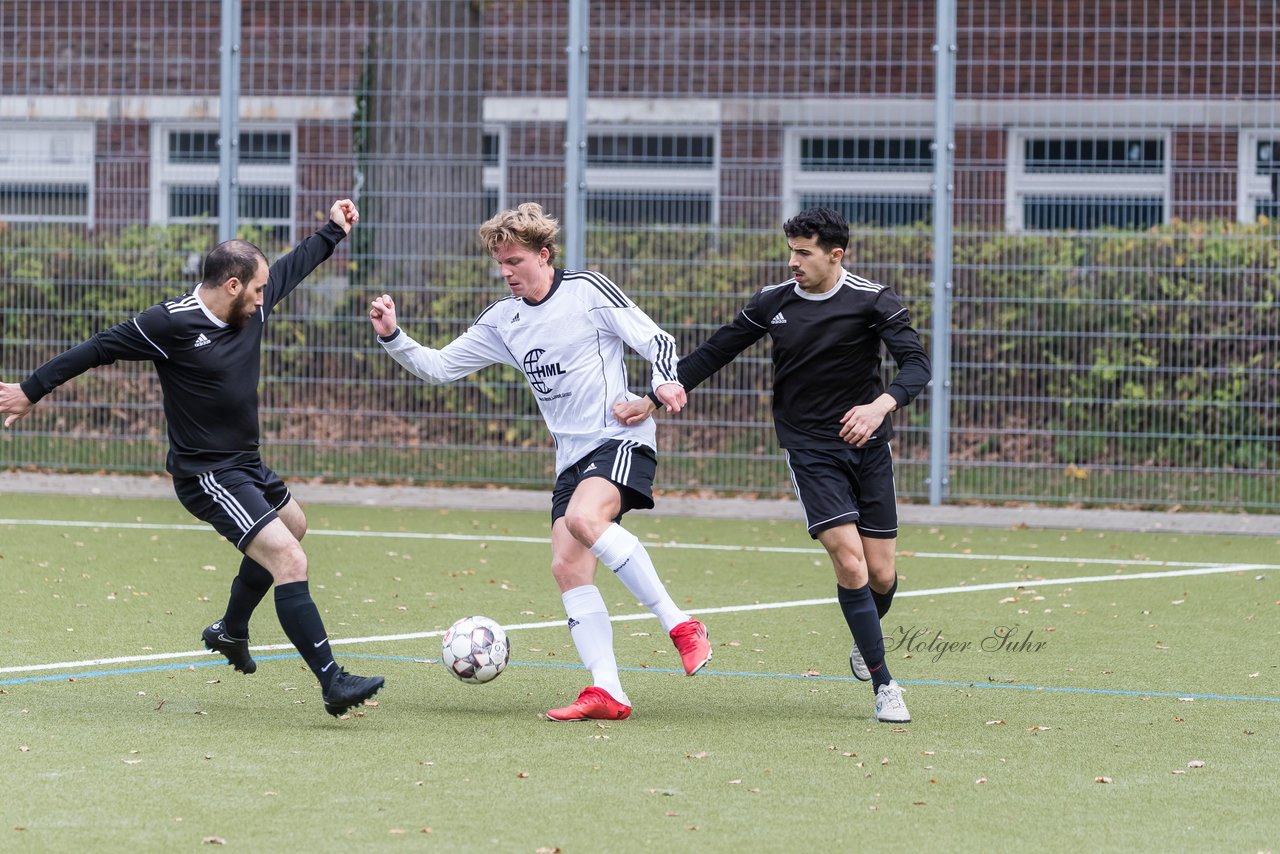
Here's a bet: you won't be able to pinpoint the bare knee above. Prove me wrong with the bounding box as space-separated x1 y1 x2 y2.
270 545 308 584
551 553 594 592
562 508 607 548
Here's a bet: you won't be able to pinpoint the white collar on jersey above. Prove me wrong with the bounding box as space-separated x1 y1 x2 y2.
191 283 230 328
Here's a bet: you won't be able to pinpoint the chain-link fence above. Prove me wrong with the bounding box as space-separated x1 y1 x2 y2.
1 1 1276 511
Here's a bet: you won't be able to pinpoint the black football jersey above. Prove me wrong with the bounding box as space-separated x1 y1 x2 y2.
21 221 347 477
677 269 931 450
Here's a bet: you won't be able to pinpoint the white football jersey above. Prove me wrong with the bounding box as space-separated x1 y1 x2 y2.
380 269 680 475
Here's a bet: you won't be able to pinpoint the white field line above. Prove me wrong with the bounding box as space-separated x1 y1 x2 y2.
2 517 1273 569
0 558 1268 676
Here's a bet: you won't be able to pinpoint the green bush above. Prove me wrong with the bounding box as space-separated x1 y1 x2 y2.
2 219 1276 479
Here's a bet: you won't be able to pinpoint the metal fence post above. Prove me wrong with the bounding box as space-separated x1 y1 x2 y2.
217 0 241 243
928 0 957 505
563 0 588 269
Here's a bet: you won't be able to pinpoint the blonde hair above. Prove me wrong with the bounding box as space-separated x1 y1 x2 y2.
478 202 560 264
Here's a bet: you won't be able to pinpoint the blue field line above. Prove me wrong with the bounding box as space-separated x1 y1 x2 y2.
898 678 1280 703
0 654 302 685
4 652 1277 704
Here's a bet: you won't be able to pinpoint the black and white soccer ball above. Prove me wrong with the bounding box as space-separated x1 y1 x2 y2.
441 615 510 684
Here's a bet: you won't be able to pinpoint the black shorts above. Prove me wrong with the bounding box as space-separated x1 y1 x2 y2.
551 439 657 524
784 443 898 540
172 460 291 551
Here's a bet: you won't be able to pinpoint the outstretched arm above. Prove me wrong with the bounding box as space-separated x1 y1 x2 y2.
4 308 173 426
265 198 360 308
370 293 508 384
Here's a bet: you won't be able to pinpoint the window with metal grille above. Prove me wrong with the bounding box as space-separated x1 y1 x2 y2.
483 128 504 218
1238 133 1280 223
1007 132 1169 231
585 130 717 226
151 125 295 241
787 132 933 228
0 123 94 224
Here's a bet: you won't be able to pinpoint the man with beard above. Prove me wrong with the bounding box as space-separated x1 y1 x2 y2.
614 207 930 724
0 199 385 719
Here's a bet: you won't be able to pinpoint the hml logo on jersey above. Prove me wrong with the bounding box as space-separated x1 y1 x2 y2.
522 348 566 394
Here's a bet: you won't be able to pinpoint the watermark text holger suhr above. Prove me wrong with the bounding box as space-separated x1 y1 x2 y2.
884 625 1049 663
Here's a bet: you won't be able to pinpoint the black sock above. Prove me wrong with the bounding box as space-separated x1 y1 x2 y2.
274 580 338 690
838 583 891 690
871 575 898 620
221 556 274 638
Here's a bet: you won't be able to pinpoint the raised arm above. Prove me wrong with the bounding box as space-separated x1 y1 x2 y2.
265 198 359 309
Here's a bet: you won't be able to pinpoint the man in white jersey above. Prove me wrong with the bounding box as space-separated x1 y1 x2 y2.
368 202 711 721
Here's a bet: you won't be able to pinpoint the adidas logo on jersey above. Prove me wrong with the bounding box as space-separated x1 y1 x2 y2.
770 312 787 325
511 313 521 323
194 333 212 348
583 463 598 472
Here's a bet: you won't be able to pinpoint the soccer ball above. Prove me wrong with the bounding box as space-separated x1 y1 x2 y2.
441 615 510 684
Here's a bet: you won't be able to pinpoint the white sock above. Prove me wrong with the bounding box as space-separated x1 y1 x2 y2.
590 523 689 633
561 585 628 705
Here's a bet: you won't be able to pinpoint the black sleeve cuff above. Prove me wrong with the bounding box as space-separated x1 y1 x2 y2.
322 219 348 243
378 327 402 344
646 391 661 407
20 376 47 404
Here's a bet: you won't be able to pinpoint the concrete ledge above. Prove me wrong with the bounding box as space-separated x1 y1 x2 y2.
1 472 1277 537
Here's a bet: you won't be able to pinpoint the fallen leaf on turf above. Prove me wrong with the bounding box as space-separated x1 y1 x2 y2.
1187 760 1205 768
123 759 141 765
665 811 679 817
516 772 529 778
18 746 29 753
534 848 559 854
880 758 890 766
686 751 708 760
1095 776 1113 784
913 801 926 806
986 720 1005 726
803 669 821 677
1027 726 1051 731
201 838 226 846
975 777 987 784
389 829 405 835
